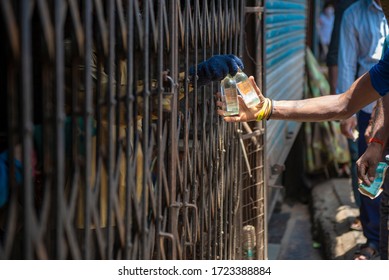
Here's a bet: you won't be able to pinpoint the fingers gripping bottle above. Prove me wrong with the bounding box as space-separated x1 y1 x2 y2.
234 68 261 108
221 74 239 116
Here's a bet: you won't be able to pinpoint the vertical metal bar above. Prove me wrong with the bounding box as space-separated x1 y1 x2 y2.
255 0 263 88
192 0 199 260
239 0 245 58
216 0 223 260
156 0 164 260
54 0 66 259
260 0 268 260
141 0 151 259
21 0 34 260
237 1 244 256
222 2 229 259
237 0 244 260
5 25 19 260
200 0 208 260
182 0 190 260
225 3 233 259
125 0 135 260
233 0 239 54
84 0 93 259
168 0 178 260
229 125 240 258
209 0 216 260
106 0 115 259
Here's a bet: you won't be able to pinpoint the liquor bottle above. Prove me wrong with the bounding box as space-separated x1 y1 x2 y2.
234 68 260 108
220 74 239 116
242 225 256 260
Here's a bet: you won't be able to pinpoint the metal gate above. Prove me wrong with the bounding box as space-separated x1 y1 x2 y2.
0 0 266 259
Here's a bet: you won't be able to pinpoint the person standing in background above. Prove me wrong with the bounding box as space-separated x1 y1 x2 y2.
336 0 388 260
318 1 335 62
326 0 360 232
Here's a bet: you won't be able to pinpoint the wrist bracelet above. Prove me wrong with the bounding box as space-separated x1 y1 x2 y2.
256 98 273 122
267 99 274 120
368 137 384 147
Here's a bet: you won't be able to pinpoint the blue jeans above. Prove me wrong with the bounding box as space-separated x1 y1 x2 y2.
358 111 381 253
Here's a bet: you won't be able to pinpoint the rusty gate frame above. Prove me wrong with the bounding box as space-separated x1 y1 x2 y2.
0 0 266 260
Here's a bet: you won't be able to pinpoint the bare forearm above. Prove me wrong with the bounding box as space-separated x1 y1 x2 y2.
370 96 389 145
220 73 381 124
270 73 380 122
271 95 347 121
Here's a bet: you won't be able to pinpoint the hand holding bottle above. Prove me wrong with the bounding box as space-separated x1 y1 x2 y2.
217 76 272 122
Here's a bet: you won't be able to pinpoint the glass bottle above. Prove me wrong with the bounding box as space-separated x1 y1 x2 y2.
242 225 256 260
220 74 239 116
234 68 260 108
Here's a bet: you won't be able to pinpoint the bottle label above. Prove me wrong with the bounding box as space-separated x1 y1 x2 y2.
224 87 238 112
236 81 253 96
236 80 260 108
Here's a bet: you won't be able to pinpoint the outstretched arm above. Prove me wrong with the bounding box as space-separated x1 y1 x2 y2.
218 73 381 122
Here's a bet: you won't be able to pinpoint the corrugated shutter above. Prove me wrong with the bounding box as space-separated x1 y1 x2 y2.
263 0 307 186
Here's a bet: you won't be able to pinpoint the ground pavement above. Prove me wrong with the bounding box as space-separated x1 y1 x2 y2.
268 178 366 260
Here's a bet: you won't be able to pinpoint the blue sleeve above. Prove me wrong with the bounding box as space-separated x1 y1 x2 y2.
369 48 389 96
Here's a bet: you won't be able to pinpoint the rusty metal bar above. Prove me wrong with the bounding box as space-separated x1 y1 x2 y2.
54 0 67 259
83 0 93 259
124 0 135 260
21 0 34 260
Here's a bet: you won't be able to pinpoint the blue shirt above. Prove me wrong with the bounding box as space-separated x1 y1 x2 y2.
337 0 388 113
370 47 389 96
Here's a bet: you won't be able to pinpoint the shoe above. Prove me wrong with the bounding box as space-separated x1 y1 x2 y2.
354 244 380 260
350 217 362 231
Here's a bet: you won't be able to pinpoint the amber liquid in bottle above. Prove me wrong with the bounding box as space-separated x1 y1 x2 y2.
234 68 260 108
221 74 239 116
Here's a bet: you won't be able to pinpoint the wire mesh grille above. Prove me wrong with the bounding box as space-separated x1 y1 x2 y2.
0 0 266 260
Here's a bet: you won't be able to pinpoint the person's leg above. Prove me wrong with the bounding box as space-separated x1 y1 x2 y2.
356 111 381 258
348 139 361 207
348 139 362 230
380 178 389 259
380 149 389 259
359 195 381 255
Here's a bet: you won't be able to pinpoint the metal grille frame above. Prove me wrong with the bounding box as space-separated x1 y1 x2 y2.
0 0 266 260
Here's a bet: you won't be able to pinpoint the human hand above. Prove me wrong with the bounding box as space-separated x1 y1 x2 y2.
216 76 268 122
356 142 383 186
189 54 244 86
340 115 358 140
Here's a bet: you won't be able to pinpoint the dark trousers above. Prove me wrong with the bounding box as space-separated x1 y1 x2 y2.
380 148 389 259
358 111 381 252
348 139 360 207
380 181 389 259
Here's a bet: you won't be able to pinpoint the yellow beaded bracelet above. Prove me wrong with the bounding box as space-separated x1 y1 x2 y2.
256 98 273 121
